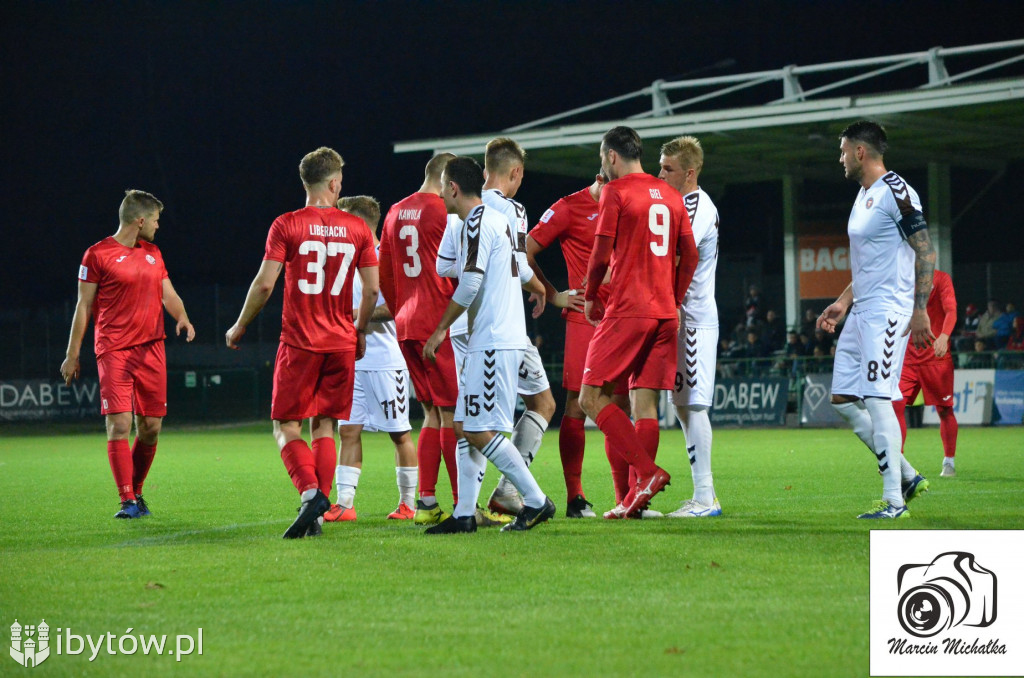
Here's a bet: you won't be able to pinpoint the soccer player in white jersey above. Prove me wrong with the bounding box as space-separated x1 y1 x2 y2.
819 121 934 519
438 139 551 518
479 137 555 516
424 156 555 533
322 197 418 523
658 136 723 518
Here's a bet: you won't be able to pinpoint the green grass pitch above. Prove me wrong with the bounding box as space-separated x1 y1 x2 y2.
1 424 1021 676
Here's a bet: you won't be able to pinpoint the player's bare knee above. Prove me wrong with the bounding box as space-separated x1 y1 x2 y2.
463 430 494 450
831 394 859 405
135 415 162 444
105 413 132 440
525 389 556 422
564 392 585 420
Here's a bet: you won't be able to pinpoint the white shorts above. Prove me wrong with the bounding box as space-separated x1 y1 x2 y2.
450 332 469 378
672 324 718 408
337 369 412 432
455 349 523 433
451 332 548 396
517 344 550 396
831 309 910 401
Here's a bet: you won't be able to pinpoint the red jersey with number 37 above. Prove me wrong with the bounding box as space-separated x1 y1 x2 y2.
529 187 612 325
378 192 455 341
264 206 377 353
79 237 169 356
593 174 691 319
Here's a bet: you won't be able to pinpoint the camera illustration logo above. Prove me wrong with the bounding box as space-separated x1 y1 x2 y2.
897 552 997 638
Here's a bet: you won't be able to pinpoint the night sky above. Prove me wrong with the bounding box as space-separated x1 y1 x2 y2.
3 1 1022 307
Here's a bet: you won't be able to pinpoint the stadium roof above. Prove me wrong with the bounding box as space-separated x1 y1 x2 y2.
394 39 1024 185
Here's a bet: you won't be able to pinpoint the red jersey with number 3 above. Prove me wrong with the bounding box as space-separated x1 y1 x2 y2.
379 192 456 341
264 206 377 353
594 174 690 319
905 269 957 365
529 187 612 325
79 237 168 356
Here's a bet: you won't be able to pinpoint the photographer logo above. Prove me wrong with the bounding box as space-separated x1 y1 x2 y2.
870 531 1022 677
10 620 50 668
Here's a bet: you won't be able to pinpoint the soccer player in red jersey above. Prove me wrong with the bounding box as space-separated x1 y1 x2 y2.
527 171 633 516
377 153 461 525
226 147 379 539
893 270 959 477
61 190 195 519
578 126 699 518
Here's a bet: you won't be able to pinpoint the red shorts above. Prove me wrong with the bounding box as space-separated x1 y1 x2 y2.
900 359 954 406
564 320 627 394
399 338 458 407
272 343 355 421
96 340 167 417
582 316 677 391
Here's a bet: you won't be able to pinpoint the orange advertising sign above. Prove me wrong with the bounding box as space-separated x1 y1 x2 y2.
799 234 851 299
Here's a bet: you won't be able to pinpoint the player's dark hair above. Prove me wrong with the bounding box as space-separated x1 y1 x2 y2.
119 189 163 224
443 156 484 198
840 121 888 156
602 126 643 161
299 147 345 187
425 152 456 182
337 195 381 228
484 137 526 173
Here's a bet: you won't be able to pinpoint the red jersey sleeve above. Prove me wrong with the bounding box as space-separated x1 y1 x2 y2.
529 202 567 249
356 227 379 268
79 248 102 284
264 218 289 263
936 272 958 337
674 204 697 306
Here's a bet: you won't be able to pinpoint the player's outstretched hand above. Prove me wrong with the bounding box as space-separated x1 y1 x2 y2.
177 318 196 342
585 298 604 327
59 356 80 385
817 302 847 334
528 291 546 319
905 309 936 349
423 330 443 363
225 323 246 350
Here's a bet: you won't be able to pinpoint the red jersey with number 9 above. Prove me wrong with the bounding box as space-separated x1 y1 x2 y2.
264 206 377 353
378 192 456 341
594 174 690 319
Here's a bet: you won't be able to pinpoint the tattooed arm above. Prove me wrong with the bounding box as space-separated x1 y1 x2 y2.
905 227 937 349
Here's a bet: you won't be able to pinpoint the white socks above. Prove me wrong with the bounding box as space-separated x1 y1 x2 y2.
832 400 875 452
495 410 549 495
335 465 361 509
678 405 714 506
481 433 546 509
396 466 417 507
454 439 486 519
862 397 905 507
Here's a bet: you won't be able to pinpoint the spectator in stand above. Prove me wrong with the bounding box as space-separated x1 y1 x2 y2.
760 309 785 353
813 327 834 354
1005 316 1024 351
744 284 763 319
799 330 815 355
965 339 993 369
955 302 980 352
993 302 1018 349
801 308 818 339
784 330 805 357
975 300 1002 348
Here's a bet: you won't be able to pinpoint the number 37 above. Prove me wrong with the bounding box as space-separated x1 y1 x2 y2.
298 240 355 295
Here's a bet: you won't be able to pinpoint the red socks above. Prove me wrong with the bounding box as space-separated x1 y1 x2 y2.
605 439 631 504
559 416 586 499
635 419 660 462
595 404 657 478
311 437 337 498
937 406 958 458
892 398 908 450
107 440 134 502
131 440 157 497
417 427 441 500
280 439 318 494
440 427 459 504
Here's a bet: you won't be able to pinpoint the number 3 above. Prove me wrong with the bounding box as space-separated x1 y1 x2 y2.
649 204 670 256
399 225 422 277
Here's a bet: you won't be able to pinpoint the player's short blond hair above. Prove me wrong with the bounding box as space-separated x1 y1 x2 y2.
337 195 381 228
118 189 163 224
660 136 704 174
299 147 345 187
484 137 526 174
425 152 456 182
